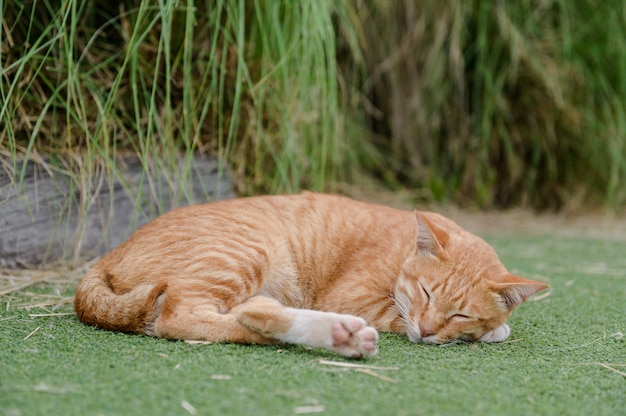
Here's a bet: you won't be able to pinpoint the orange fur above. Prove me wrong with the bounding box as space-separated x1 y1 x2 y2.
74 192 548 357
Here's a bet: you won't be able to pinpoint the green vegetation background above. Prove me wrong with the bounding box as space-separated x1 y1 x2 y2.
1 236 624 415
3 0 626 211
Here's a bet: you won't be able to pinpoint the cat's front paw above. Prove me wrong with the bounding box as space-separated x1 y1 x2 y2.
331 318 378 358
478 323 510 343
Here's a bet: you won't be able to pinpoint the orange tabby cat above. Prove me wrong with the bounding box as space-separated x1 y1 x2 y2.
74 192 548 358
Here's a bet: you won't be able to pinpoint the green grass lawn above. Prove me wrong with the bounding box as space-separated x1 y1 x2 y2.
1 235 624 416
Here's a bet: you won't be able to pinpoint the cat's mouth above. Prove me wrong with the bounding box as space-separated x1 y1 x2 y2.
406 323 437 343
406 326 470 345
407 330 422 343
406 327 435 344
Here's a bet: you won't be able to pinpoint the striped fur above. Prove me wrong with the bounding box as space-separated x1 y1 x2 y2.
74 192 548 357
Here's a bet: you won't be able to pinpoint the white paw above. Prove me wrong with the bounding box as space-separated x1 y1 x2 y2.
330 317 379 359
279 310 379 358
478 323 510 343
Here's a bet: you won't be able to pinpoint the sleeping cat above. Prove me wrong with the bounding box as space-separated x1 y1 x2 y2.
74 192 548 358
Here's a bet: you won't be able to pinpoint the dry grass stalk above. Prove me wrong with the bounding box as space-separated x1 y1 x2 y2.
28 312 75 317
500 338 523 344
594 363 626 377
0 260 96 307
184 340 214 345
353 368 397 383
318 359 398 383
528 289 553 302
210 375 232 380
16 298 74 309
318 359 399 371
294 405 325 414
180 400 197 415
0 277 55 297
23 325 41 340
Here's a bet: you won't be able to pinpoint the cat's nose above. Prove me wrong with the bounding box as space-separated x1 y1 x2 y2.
419 323 435 338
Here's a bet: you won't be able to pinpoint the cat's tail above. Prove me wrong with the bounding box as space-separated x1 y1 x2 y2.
74 265 167 335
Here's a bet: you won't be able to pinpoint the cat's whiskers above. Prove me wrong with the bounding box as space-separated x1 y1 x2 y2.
391 294 409 322
391 292 418 340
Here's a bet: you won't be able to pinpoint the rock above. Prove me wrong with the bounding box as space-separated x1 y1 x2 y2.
0 154 234 267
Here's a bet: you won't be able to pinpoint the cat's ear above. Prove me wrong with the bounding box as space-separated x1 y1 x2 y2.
414 211 449 259
492 274 549 311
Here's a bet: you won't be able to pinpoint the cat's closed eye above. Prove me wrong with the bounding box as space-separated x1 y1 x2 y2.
449 313 472 321
417 281 431 303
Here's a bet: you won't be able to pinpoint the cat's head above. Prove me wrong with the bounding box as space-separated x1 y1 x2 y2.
394 212 548 345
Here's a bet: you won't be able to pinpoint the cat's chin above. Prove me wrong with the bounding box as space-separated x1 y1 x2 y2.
407 334 448 345
407 331 439 344
407 333 422 343
406 327 423 343
405 326 433 343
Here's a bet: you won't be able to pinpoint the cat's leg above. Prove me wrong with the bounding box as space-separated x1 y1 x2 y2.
234 296 379 358
478 323 510 342
150 288 377 357
151 291 275 345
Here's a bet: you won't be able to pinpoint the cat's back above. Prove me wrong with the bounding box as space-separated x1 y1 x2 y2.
140 191 400 235
133 191 354 237
102 192 409 275
100 192 376 266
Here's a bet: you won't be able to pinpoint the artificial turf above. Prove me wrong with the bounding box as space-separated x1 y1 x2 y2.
1 235 624 415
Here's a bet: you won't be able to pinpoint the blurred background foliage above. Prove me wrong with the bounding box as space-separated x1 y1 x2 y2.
2 0 625 211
